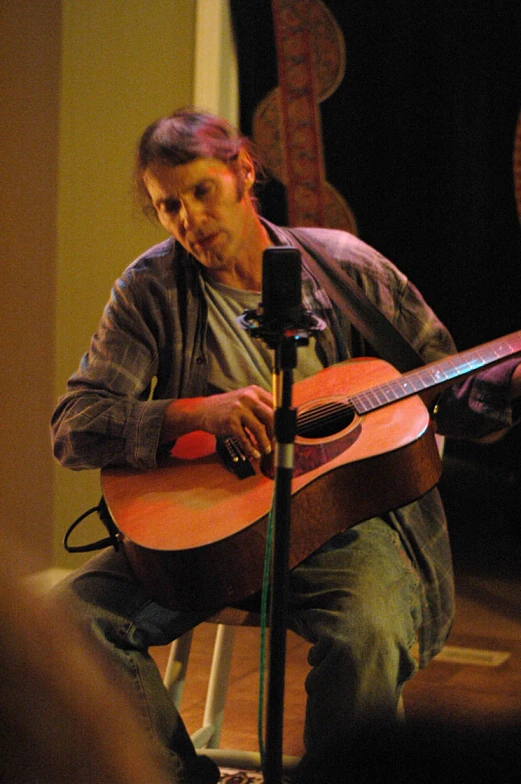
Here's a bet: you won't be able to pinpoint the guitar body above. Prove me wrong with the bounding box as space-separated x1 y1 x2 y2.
101 358 442 611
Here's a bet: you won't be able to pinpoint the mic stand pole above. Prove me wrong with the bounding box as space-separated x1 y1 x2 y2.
264 333 299 784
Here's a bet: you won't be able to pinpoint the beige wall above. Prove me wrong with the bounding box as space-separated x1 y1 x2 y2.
0 0 62 566
53 0 197 567
1 0 197 568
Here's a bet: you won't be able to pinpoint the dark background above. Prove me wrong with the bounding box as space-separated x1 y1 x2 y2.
231 0 521 561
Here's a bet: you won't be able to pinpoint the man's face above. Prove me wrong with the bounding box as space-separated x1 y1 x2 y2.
144 154 257 273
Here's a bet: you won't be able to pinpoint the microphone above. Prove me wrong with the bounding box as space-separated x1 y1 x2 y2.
260 246 304 328
238 246 324 347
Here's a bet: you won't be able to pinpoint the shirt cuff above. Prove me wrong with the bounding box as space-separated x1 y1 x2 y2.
125 398 174 469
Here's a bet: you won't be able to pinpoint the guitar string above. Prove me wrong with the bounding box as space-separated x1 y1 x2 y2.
296 400 356 436
294 380 407 433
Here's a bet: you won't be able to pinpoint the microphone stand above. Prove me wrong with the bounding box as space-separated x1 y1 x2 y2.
250 323 318 784
238 246 323 783
263 332 299 784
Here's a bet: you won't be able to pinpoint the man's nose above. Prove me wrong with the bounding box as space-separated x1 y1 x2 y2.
179 199 203 231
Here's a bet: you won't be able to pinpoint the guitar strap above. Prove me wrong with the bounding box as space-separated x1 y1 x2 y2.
63 495 120 554
284 227 425 373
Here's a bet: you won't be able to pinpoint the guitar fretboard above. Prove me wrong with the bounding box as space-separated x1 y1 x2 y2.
352 330 521 414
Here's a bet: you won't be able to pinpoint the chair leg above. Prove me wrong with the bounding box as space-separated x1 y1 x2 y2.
191 624 236 749
164 629 194 708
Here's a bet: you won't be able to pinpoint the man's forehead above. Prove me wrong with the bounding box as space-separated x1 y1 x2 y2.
145 157 231 193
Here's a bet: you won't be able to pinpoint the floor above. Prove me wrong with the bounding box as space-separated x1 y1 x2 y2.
151 442 521 760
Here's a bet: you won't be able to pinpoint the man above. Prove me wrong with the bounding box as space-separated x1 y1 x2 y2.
51 107 521 783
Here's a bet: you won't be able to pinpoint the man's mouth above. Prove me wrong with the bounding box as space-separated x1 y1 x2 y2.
194 232 219 251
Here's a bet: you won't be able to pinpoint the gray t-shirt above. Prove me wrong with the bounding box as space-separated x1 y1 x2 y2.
203 276 324 394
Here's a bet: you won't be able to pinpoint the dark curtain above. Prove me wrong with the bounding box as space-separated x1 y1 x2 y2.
230 0 521 559
230 0 521 348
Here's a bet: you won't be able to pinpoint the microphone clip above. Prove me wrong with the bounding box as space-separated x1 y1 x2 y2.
237 244 325 350
238 306 324 350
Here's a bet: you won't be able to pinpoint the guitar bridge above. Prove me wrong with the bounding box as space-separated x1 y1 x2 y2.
216 438 256 479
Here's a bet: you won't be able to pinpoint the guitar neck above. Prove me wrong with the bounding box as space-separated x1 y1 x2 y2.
352 330 521 414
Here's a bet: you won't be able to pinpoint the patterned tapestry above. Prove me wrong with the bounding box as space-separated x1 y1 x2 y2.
251 0 356 232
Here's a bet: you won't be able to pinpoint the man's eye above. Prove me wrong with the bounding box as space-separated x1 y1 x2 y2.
195 182 212 200
163 199 180 214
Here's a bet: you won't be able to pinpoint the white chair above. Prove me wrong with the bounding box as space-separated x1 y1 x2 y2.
163 606 301 773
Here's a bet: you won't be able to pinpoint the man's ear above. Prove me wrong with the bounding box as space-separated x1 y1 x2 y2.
237 148 255 191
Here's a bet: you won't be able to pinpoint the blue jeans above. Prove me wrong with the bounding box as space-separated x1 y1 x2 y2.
53 516 422 781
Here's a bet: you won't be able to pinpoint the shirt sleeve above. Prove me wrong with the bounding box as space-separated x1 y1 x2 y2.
51 271 173 471
432 358 520 439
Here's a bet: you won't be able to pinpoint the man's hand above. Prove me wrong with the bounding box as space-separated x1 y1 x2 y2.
476 362 521 443
161 386 274 460
511 364 521 401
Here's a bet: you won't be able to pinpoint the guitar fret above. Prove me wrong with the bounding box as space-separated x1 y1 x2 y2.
378 384 398 402
402 375 427 392
353 391 377 412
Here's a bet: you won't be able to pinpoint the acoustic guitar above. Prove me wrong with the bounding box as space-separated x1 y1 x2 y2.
102 331 521 611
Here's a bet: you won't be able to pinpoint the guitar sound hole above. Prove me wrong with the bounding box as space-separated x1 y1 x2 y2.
297 401 355 439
